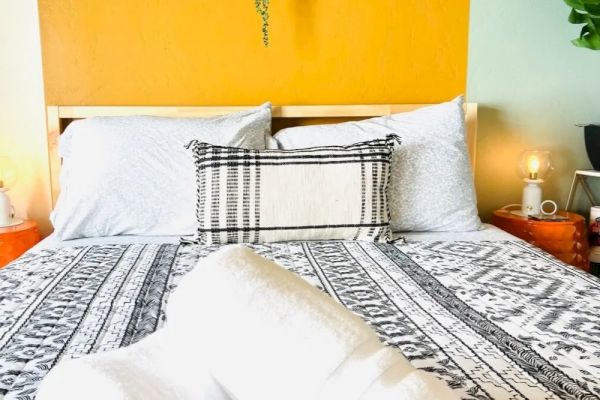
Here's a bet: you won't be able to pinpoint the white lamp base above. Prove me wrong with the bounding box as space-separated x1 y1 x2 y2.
521 179 543 216
0 191 17 227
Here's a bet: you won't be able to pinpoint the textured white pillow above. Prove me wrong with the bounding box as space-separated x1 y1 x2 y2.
185 138 396 244
51 104 271 239
273 98 481 232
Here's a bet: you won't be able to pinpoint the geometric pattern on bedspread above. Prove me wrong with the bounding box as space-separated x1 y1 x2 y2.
0 241 598 400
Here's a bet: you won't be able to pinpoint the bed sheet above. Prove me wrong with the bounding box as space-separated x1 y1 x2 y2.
31 223 515 251
2 235 599 399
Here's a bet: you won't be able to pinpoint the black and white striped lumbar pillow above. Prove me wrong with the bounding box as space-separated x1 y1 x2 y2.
184 136 397 244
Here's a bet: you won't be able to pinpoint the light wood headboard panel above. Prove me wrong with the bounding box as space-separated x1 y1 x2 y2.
46 103 478 206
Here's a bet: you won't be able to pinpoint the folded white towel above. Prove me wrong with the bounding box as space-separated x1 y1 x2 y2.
167 245 457 400
37 329 231 400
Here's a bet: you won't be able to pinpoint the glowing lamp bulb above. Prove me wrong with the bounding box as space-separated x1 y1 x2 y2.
519 150 552 181
528 156 540 180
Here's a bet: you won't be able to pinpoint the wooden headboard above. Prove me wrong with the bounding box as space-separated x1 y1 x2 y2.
46 103 478 206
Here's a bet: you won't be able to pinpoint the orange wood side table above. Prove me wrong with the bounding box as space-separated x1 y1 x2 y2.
492 210 589 271
0 220 41 268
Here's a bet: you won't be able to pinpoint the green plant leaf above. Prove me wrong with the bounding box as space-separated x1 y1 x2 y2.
572 23 600 49
583 4 600 15
585 15 600 33
565 0 600 49
565 0 588 12
570 8 587 23
572 35 600 49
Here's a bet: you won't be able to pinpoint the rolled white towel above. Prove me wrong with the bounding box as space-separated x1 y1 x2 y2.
167 245 458 400
37 329 231 400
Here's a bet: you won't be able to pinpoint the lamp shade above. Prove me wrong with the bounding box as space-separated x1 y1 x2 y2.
519 150 553 181
0 157 17 192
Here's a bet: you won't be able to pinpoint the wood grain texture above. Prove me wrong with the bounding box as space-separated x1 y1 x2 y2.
465 103 478 172
492 209 589 271
57 104 473 118
46 103 478 207
45 106 61 205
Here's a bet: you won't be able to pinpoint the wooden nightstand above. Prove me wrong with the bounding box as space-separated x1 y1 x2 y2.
0 220 41 268
492 209 589 271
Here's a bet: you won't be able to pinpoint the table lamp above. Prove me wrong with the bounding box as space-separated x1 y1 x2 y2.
518 150 553 216
0 156 18 227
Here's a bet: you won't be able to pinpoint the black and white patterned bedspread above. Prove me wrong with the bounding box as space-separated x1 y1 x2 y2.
1 241 599 399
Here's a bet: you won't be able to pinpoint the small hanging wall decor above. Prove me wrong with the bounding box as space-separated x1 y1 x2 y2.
255 0 270 47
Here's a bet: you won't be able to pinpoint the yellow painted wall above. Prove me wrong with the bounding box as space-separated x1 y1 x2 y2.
39 0 470 106
0 0 51 235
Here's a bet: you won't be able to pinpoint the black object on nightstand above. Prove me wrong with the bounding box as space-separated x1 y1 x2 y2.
584 124 600 171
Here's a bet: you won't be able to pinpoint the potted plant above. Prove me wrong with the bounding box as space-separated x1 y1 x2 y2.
565 0 600 169
565 0 600 49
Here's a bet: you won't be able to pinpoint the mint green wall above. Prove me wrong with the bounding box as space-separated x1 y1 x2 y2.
468 0 600 221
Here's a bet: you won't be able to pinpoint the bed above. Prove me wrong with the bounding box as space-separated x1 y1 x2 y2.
1 103 599 400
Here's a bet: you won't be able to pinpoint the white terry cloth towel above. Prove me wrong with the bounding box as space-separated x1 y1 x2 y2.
36 329 231 400
167 245 458 400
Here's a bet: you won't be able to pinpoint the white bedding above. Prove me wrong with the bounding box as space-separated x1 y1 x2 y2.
31 224 515 251
6 225 600 400
51 105 273 240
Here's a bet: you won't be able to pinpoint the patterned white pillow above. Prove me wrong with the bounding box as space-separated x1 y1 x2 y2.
272 97 481 233
184 137 397 244
51 104 271 239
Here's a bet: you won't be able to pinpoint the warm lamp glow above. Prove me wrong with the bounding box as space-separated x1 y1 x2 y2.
518 150 553 216
0 157 17 192
519 150 552 181
527 155 540 179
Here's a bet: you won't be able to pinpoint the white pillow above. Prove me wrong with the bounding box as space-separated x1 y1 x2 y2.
273 97 481 232
51 103 271 239
185 138 396 244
